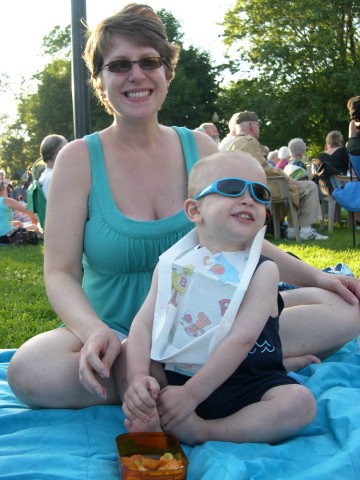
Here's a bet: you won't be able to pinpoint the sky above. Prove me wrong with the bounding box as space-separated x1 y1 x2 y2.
0 0 235 121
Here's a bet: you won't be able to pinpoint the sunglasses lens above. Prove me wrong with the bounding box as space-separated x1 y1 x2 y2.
105 57 163 73
108 60 131 73
217 179 246 196
252 184 271 202
140 57 163 70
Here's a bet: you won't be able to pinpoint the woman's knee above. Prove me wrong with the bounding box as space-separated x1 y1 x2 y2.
7 329 82 406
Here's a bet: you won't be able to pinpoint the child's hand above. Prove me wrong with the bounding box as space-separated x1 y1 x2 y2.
123 374 160 423
157 385 197 430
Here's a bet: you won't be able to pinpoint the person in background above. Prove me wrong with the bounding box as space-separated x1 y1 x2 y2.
12 194 34 225
275 146 290 170
267 150 279 167
199 123 220 145
346 96 360 224
7 4 360 411
311 131 349 199
225 111 328 240
0 182 39 243
219 112 239 151
38 135 68 199
320 131 349 174
0 170 9 186
347 96 360 156
123 151 316 445
288 138 308 170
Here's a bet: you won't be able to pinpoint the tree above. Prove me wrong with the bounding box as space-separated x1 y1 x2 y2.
0 10 222 179
219 0 360 153
157 10 222 128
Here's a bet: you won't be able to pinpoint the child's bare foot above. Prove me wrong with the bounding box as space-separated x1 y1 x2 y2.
169 413 208 446
124 407 162 433
283 354 321 372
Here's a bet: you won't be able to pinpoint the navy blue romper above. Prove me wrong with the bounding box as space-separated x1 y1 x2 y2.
165 255 300 420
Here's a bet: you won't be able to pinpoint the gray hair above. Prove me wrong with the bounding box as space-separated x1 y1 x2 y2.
325 130 344 147
288 138 306 157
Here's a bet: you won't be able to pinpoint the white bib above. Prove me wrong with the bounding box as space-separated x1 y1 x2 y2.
150 226 266 368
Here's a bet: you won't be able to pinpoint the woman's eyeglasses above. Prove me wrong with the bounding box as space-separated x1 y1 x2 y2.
97 56 170 74
194 177 272 205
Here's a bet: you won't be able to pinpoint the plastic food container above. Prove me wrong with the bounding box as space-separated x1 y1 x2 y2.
116 432 188 480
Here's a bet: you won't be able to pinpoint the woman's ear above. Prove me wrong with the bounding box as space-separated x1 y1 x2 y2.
184 198 203 224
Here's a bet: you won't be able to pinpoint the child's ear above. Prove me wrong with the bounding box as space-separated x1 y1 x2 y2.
184 198 203 224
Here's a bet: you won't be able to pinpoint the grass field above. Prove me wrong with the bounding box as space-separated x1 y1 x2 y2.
0 221 359 349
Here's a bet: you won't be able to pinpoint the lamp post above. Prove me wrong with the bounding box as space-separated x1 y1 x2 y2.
71 0 90 139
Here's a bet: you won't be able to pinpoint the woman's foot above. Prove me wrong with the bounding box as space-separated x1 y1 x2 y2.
283 354 321 372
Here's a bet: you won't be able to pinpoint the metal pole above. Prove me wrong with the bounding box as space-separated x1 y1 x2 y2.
71 0 90 138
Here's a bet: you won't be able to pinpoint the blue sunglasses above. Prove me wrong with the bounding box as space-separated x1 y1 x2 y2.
194 177 272 205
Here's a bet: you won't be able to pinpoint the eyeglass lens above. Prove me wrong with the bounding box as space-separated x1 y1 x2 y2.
105 57 164 73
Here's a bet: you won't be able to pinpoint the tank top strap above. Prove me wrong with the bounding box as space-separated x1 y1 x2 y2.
172 126 199 173
84 132 104 180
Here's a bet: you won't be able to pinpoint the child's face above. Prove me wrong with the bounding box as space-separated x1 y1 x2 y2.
194 157 268 252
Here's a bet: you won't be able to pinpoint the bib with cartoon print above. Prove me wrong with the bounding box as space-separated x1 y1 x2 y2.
151 226 266 373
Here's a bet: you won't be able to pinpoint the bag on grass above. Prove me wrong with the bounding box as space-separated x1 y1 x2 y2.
7 227 40 246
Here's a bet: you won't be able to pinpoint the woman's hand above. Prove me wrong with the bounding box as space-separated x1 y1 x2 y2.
79 327 122 399
316 271 360 305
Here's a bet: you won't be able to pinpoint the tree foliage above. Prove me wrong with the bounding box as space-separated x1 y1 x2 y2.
219 0 360 154
0 10 221 179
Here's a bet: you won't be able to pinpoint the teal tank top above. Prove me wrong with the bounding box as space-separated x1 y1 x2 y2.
83 127 199 335
0 198 13 236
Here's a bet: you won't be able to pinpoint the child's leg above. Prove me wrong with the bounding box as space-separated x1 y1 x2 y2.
169 384 316 446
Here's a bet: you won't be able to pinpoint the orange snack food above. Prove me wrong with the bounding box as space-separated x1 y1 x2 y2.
121 455 144 469
122 452 184 471
116 432 188 479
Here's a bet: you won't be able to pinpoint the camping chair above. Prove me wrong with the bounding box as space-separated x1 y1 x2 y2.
319 174 350 233
267 176 300 241
332 155 360 247
27 180 47 230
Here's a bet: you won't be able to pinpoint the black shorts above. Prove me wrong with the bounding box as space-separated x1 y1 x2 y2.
165 369 300 420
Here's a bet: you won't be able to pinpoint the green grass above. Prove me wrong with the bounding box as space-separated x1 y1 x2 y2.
0 221 358 349
269 222 359 277
0 244 60 349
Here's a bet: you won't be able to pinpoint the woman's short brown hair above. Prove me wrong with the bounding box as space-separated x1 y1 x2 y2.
83 3 180 115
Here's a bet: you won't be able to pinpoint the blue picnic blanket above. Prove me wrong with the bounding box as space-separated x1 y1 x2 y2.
1 343 360 479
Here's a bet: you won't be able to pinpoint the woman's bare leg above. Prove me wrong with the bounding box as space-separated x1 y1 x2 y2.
7 328 121 408
280 287 360 371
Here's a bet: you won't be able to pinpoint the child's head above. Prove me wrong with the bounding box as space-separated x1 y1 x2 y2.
185 152 271 251
188 151 268 198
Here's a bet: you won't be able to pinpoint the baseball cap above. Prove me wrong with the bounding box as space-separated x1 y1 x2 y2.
235 111 259 124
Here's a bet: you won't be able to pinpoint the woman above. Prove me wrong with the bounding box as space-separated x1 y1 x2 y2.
0 182 39 243
312 131 350 193
7 4 360 409
320 131 349 175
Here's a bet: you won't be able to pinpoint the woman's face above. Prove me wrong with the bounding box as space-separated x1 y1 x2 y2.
99 36 170 120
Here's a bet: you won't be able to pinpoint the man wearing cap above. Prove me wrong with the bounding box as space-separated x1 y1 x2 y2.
225 111 328 241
